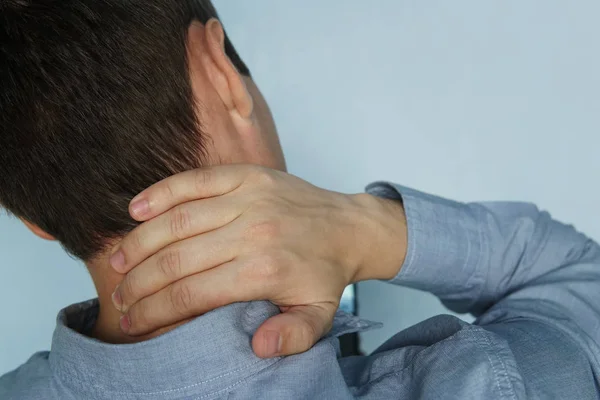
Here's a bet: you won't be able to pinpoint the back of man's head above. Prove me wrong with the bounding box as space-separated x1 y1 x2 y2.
0 0 250 260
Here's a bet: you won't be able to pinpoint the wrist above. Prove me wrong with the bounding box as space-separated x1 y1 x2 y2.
349 193 408 283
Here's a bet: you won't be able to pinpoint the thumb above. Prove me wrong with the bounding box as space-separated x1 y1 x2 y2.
252 304 336 358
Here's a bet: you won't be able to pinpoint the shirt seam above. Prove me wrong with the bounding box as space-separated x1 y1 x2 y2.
190 374 255 400
475 329 519 400
53 357 281 396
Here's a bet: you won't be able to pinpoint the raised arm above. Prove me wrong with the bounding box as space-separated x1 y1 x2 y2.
109 165 600 364
369 182 600 369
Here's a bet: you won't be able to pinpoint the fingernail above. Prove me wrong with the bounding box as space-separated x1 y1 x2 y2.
264 331 281 357
111 288 122 311
110 250 126 273
130 199 149 219
120 314 131 334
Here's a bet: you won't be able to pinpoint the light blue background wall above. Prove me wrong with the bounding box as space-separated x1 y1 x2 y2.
1 1 599 374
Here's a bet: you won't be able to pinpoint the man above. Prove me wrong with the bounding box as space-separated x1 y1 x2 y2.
1 1 599 399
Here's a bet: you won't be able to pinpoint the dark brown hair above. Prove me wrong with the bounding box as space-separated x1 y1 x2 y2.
0 0 249 260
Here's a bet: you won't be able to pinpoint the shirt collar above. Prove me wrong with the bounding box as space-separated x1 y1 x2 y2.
49 299 380 398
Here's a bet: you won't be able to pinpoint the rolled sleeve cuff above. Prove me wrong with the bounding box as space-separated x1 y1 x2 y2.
366 182 485 308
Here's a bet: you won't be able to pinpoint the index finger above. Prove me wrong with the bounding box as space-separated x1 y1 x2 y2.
128 164 255 221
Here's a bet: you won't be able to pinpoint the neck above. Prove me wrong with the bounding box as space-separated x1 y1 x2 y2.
86 253 184 344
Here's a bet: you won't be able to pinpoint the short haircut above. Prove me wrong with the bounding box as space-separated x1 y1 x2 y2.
0 0 249 260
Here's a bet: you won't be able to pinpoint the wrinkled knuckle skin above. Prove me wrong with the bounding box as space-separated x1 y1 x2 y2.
157 249 182 280
195 168 213 192
170 207 192 239
170 283 195 315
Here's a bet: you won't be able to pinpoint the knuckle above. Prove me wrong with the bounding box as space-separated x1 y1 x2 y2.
169 207 192 239
169 283 195 315
194 168 213 192
247 198 270 214
157 249 182 280
255 253 282 280
250 166 277 187
244 220 280 241
238 254 282 284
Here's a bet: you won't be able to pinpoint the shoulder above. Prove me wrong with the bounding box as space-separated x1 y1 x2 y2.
0 352 58 400
408 318 528 399
483 316 598 399
346 315 597 399
343 315 527 399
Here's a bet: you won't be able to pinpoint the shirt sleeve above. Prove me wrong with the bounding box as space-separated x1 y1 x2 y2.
366 182 600 366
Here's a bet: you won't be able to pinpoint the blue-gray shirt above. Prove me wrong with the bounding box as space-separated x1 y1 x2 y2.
2 183 599 399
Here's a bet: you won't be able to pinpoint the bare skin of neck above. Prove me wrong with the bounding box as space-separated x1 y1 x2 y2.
87 254 187 344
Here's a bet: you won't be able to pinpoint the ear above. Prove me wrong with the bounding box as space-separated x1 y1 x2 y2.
187 19 254 119
21 219 56 241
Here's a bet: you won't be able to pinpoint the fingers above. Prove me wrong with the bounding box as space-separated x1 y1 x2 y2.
110 196 243 274
251 304 336 358
121 260 262 336
113 227 238 313
128 165 256 222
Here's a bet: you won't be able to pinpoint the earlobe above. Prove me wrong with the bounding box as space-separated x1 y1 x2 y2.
21 219 56 241
203 18 254 119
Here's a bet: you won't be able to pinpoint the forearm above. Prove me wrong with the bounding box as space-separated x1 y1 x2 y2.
353 182 485 308
361 182 600 318
356 182 600 373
